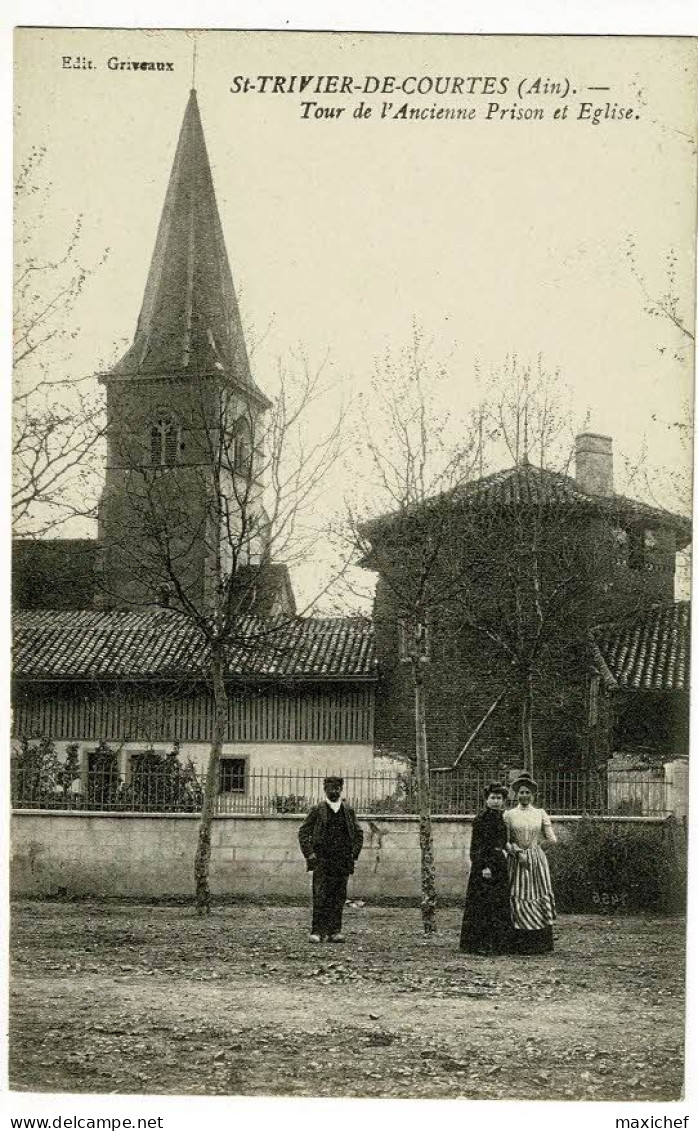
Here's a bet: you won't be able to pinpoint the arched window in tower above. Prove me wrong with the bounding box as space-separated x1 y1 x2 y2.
150 417 181 467
233 417 253 479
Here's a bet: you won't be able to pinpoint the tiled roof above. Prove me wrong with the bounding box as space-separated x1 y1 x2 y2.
363 465 691 548
460 465 671 519
13 610 376 683
593 601 690 692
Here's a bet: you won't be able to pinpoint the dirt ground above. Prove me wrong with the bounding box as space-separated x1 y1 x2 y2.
9 900 685 1101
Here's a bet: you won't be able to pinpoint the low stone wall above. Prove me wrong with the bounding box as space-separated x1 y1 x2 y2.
10 810 673 903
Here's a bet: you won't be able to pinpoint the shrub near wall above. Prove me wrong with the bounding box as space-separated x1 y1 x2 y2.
550 818 686 915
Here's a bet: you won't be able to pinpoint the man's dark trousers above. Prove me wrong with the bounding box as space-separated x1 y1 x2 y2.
299 799 363 937
311 867 348 937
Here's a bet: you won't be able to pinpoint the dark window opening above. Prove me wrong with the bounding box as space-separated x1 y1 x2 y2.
164 427 178 465
150 418 181 467
611 526 628 567
87 746 120 809
627 527 655 571
219 757 247 794
628 528 644 570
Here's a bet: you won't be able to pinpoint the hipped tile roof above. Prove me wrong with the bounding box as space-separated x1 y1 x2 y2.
593 601 690 693
362 465 691 549
13 610 376 683
460 466 673 520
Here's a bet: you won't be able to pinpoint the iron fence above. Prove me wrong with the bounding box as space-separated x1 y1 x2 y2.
10 762 671 817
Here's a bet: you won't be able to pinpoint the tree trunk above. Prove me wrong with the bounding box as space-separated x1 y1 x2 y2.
413 662 437 934
194 647 228 914
521 672 534 776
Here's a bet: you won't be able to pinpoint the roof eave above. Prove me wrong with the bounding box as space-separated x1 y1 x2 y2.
98 368 272 411
13 671 378 685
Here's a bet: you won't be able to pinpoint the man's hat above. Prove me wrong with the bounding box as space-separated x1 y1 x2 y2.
323 775 344 786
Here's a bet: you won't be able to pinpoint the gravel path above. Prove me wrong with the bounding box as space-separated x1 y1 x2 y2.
10 901 685 1100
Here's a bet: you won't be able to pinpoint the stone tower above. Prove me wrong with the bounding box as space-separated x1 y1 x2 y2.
98 89 271 611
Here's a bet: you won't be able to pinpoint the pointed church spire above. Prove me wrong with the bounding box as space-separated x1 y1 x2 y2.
108 90 267 403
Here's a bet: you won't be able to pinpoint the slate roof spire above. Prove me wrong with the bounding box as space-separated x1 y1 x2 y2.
108 89 267 402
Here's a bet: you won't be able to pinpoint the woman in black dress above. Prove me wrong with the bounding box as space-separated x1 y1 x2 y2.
460 781 512 954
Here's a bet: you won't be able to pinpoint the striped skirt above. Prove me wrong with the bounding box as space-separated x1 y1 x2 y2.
508 845 556 931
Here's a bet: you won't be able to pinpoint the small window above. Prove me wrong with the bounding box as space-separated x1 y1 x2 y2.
150 417 181 467
219 757 247 794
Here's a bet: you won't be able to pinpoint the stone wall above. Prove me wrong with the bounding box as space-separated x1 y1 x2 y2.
10 810 672 903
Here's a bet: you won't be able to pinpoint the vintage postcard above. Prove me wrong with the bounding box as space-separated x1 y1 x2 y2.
10 26 697 1106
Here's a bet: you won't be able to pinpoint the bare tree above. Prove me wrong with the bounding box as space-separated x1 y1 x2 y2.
624 237 695 362
442 359 591 776
349 327 482 933
100 353 347 912
13 145 108 534
442 466 596 778
622 238 694 591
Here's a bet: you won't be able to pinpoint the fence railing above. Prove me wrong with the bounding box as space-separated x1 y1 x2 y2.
10 764 671 818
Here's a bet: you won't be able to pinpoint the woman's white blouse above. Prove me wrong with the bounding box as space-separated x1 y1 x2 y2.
504 805 557 848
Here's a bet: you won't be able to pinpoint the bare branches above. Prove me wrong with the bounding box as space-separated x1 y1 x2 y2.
343 324 481 933
474 353 574 473
13 144 109 535
354 346 607 775
102 345 349 641
263 350 347 570
358 328 472 508
625 236 695 360
622 237 694 598
12 385 104 533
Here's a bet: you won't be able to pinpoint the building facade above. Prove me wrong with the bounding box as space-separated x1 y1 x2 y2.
12 610 398 809
362 435 691 771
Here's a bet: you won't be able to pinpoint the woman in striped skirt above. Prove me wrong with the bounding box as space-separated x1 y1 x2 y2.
504 773 557 954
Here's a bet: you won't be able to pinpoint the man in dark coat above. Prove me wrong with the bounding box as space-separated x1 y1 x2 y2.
298 776 364 943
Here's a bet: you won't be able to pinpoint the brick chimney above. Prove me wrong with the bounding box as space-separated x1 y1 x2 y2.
575 433 614 496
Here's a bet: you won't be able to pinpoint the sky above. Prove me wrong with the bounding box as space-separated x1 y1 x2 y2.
13 28 698 607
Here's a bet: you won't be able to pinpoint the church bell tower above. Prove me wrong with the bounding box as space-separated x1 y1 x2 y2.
98 89 271 611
